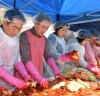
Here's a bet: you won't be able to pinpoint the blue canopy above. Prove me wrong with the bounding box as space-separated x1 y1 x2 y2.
0 0 100 24
69 21 100 32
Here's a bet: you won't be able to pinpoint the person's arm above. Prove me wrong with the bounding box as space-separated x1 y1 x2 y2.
0 36 28 89
14 52 32 82
46 34 75 63
66 43 87 67
46 34 61 60
44 38 66 80
66 43 99 74
20 32 31 64
0 66 28 89
84 42 97 66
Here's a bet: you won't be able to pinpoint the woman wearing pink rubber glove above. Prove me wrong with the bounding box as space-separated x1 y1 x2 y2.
20 13 64 89
67 29 100 76
84 29 100 78
46 21 80 75
84 29 100 67
0 9 32 90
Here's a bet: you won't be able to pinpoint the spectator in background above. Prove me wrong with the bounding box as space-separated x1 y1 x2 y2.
0 9 32 90
46 21 80 75
20 13 65 89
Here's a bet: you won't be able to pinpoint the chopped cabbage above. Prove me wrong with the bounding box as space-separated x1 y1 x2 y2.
62 68 96 81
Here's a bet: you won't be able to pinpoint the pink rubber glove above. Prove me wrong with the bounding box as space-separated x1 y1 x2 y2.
86 64 99 74
90 63 97 67
47 58 66 80
60 50 80 63
14 62 33 82
0 67 28 89
40 78 49 89
0 87 5 90
25 61 49 88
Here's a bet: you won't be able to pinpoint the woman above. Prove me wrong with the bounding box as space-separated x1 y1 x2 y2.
85 29 100 67
20 14 65 89
67 29 100 76
46 21 79 74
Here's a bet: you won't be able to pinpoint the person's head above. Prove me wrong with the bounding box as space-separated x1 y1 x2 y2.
33 13 53 37
76 29 93 45
3 9 26 37
89 29 100 45
95 38 100 47
53 21 69 38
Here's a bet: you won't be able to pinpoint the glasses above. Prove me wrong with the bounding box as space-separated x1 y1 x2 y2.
95 38 100 42
7 21 22 32
40 23 50 30
85 38 92 42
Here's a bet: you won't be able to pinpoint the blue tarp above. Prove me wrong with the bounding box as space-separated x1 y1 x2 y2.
0 0 100 24
69 21 100 32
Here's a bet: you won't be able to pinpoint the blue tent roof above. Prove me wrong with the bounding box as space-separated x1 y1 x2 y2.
69 21 100 32
0 0 100 24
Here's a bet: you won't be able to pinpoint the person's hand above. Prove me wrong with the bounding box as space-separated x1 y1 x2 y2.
67 50 80 63
14 79 29 89
0 87 5 90
54 72 66 81
91 66 100 75
24 75 33 82
40 78 49 89
71 50 80 61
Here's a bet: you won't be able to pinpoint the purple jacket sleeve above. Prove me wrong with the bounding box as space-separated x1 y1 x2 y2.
20 32 31 64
